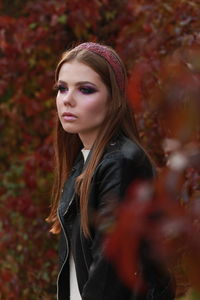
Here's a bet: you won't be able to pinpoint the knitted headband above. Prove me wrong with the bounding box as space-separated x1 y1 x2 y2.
74 42 125 93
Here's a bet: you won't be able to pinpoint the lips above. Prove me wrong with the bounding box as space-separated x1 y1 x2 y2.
62 112 77 117
62 112 77 121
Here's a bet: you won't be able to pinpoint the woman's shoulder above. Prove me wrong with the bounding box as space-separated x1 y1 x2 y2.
93 134 154 180
103 134 147 163
93 133 154 188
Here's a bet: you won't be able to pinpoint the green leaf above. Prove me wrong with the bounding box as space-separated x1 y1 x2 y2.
57 15 67 24
29 22 37 29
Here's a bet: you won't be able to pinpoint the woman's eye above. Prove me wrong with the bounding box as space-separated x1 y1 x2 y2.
56 85 68 94
80 87 96 95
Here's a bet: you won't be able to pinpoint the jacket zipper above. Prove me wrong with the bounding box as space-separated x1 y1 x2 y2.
56 210 69 300
57 192 75 299
64 192 75 215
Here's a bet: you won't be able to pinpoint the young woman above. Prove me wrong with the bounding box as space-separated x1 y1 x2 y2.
47 42 175 300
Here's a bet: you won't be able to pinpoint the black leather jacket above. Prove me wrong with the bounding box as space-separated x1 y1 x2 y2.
57 134 175 300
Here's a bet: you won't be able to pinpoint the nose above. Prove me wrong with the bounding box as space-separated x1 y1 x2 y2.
63 89 76 106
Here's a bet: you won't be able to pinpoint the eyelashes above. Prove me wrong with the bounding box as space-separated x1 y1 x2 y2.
54 84 67 93
79 87 97 95
54 84 97 95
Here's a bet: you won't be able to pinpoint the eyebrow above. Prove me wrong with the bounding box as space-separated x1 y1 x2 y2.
57 80 97 87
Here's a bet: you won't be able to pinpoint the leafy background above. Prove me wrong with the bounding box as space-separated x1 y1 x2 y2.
0 0 200 299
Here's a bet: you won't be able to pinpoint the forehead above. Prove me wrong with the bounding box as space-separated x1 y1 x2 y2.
58 60 102 84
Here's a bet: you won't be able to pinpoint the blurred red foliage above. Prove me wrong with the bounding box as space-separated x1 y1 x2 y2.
0 0 200 299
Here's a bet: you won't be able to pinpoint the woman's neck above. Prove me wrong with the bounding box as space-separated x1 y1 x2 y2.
78 131 98 150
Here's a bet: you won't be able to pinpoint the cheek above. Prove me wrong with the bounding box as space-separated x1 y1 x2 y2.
83 96 108 118
56 96 59 110
56 96 63 113
56 97 64 124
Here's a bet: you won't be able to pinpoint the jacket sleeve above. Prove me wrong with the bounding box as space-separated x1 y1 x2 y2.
81 150 174 300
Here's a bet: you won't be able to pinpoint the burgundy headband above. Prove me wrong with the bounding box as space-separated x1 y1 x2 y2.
74 42 125 93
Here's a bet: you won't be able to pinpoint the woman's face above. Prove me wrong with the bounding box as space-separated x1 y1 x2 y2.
56 60 109 149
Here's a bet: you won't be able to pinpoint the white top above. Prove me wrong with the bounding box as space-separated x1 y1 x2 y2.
81 148 90 162
69 256 81 300
69 149 90 299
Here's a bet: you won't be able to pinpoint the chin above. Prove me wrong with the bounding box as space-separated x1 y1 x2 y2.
61 124 79 134
63 128 78 134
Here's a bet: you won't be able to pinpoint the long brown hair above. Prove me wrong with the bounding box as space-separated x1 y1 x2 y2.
46 45 141 236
